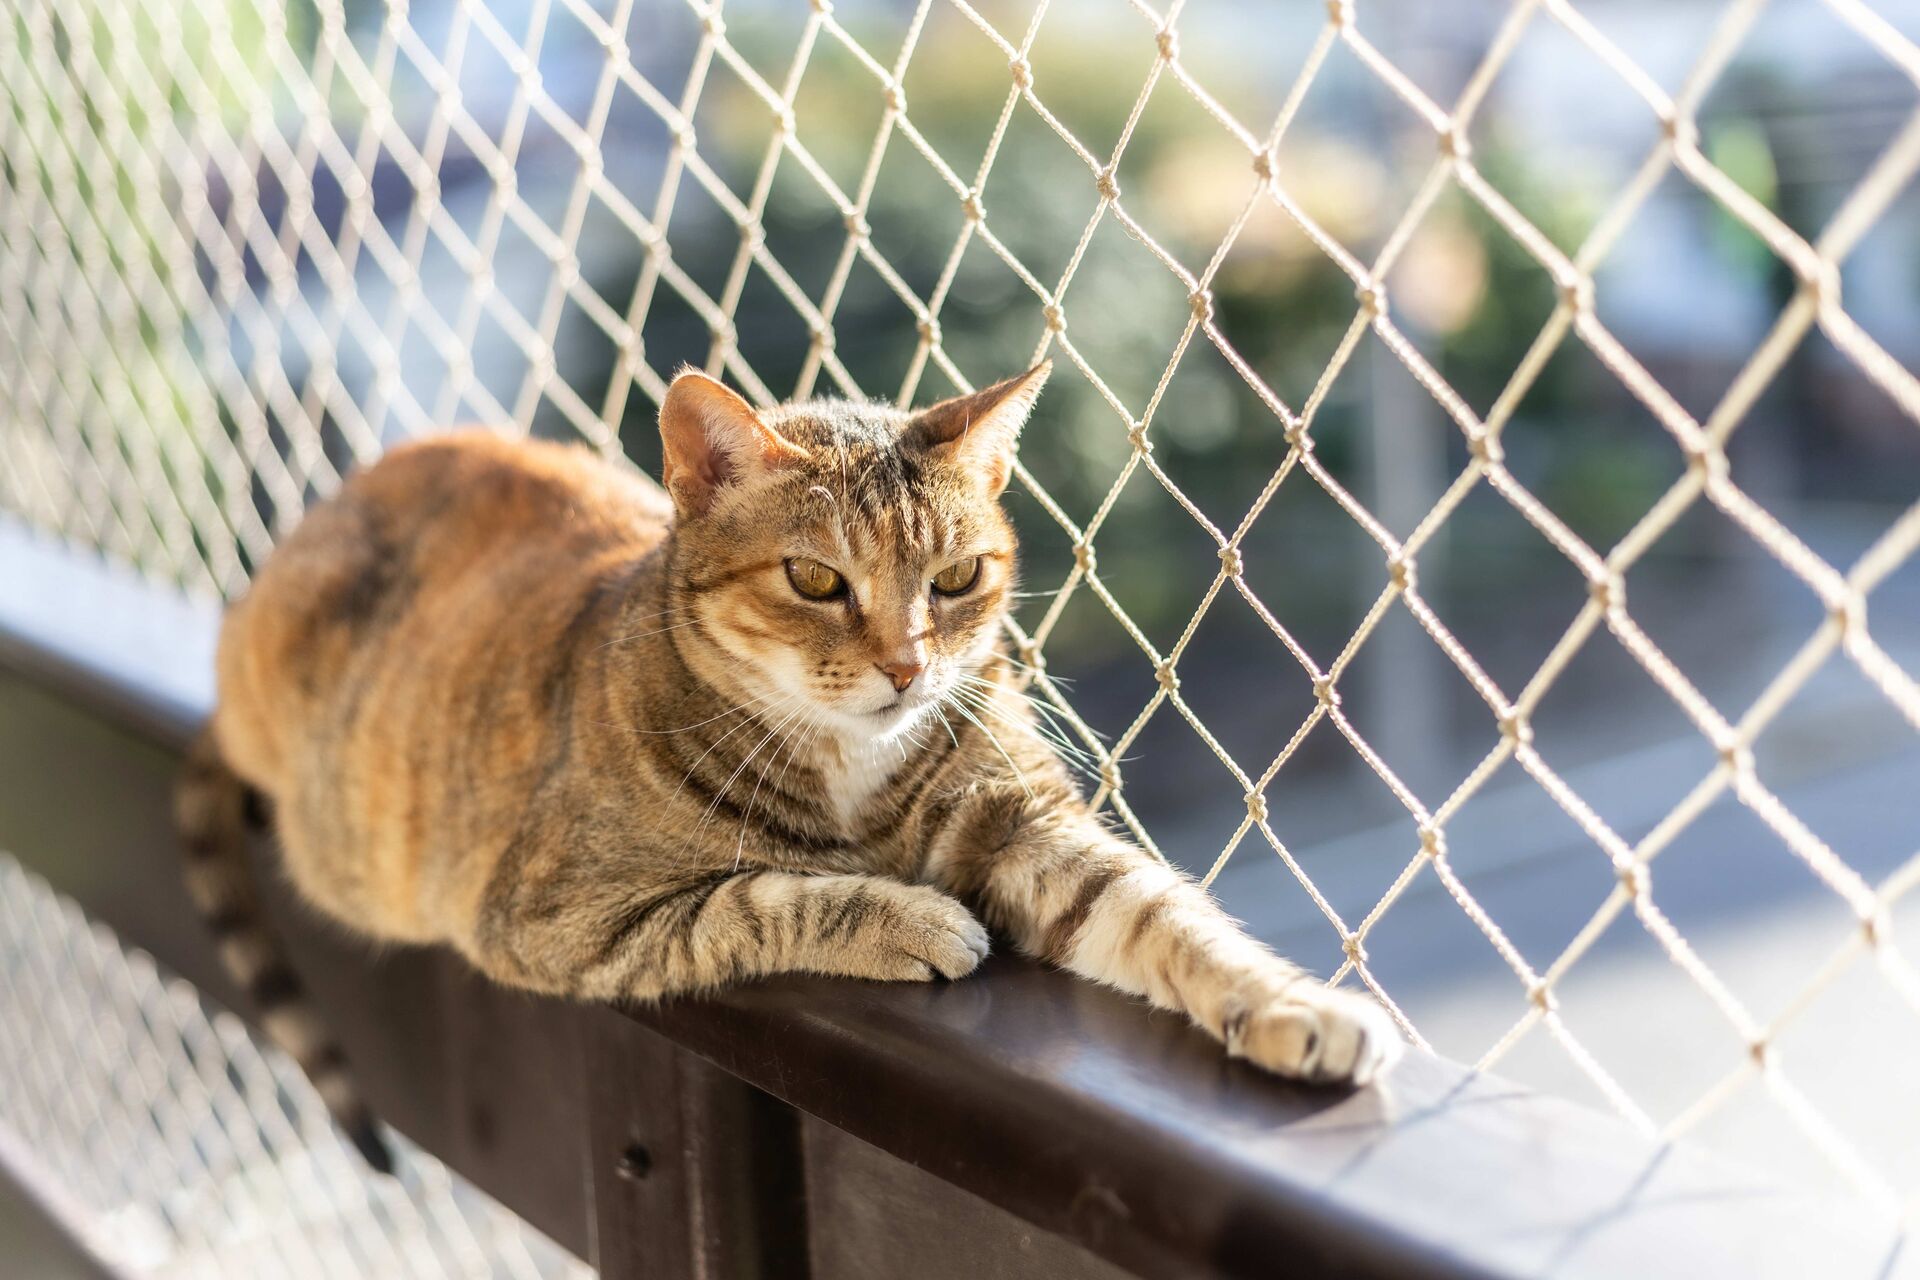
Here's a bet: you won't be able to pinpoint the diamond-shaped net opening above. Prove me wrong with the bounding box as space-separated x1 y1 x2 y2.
0 853 593 1278
3 0 1920 1229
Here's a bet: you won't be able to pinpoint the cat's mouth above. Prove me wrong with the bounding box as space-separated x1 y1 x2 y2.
853 685 937 734
866 693 915 720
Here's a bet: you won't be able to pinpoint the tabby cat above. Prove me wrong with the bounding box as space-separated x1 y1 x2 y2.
176 363 1402 1167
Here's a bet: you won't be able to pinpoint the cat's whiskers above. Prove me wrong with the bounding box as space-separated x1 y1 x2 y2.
740 706 829 870
773 706 832 806
930 703 962 752
950 674 1102 771
952 697 1097 783
734 702 819 858
899 710 946 763
595 688 775 737
957 669 1099 748
956 687 1090 756
950 689 1097 776
594 600 690 630
595 614 701 651
666 690 799 810
939 693 1033 800
994 651 1076 687
694 697 813 842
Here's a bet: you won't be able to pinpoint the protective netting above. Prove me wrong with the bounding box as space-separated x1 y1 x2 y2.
1 0 1918 1224
0 852 594 1278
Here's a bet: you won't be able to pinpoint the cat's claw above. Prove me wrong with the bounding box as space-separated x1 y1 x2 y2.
1230 985 1404 1087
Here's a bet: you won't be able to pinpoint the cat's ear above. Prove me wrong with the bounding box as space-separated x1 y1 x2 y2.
658 370 810 517
905 360 1051 497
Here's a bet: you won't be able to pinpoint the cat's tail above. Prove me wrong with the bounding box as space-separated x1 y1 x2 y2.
175 727 395 1175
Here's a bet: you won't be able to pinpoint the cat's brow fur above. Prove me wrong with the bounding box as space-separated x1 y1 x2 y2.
177 366 1400 1163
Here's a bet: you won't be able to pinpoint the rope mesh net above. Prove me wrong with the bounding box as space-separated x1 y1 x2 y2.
0 852 593 1277
1 0 1918 1229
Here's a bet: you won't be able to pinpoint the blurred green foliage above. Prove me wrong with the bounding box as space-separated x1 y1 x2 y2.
596 16 1695 668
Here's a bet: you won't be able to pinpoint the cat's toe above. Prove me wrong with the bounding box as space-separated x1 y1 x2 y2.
1309 989 1403 1085
910 900 989 980
1345 996 1406 1085
857 890 988 982
1236 986 1403 1086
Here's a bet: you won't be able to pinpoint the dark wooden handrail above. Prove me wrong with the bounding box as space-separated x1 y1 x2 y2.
1 518 1910 1280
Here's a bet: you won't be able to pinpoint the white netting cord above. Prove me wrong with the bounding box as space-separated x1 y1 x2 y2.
2 0 1919 1222
0 854 591 1279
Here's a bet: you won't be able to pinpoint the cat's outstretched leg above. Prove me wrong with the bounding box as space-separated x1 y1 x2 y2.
926 785 1403 1085
474 868 988 1000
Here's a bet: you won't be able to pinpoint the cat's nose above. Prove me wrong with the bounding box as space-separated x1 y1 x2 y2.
877 660 924 693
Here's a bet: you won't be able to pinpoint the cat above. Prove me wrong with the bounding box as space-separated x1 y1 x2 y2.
175 362 1402 1167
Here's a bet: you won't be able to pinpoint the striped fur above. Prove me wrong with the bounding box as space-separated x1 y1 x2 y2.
175 730 393 1172
185 364 1399 1156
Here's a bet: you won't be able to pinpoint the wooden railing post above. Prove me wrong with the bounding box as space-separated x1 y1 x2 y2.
584 1010 809 1280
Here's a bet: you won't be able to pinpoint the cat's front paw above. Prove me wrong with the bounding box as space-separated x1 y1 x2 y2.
1227 984 1404 1087
857 887 990 982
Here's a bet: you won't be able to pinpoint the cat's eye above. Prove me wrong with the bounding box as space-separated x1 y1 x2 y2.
786 557 846 600
931 557 981 596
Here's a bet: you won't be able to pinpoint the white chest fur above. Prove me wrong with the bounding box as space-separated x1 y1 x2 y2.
822 742 904 832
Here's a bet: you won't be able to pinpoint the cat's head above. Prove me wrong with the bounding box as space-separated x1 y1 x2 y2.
658 363 1048 740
